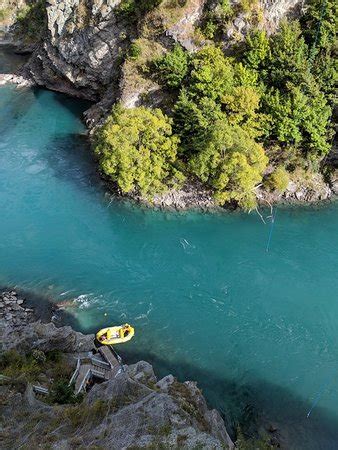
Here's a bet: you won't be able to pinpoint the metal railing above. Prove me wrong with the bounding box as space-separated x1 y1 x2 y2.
91 357 111 369
77 368 91 394
32 385 49 395
69 357 80 386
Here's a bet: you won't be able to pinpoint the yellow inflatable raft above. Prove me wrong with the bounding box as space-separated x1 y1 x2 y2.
96 323 134 345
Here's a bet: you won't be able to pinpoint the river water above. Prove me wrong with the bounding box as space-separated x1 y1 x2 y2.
1 46 338 448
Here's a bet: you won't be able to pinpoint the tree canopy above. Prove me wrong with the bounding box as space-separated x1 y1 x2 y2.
95 106 180 197
96 0 335 210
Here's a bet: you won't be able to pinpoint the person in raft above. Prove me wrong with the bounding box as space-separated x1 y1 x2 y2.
99 333 108 342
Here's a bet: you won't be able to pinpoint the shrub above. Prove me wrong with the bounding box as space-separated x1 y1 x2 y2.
266 166 289 192
32 349 46 364
128 42 142 59
115 0 137 21
0 350 41 381
153 44 189 89
201 19 217 39
48 379 79 405
45 349 63 363
63 399 108 428
115 0 162 21
238 0 259 14
0 8 10 21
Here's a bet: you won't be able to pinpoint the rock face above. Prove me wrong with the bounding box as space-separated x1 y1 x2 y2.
256 170 332 205
329 169 338 195
24 0 131 101
260 0 304 33
0 289 234 449
226 0 304 43
0 290 94 353
11 0 303 118
81 364 234 448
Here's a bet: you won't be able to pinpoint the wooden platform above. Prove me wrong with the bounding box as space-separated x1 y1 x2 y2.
71 345 123 395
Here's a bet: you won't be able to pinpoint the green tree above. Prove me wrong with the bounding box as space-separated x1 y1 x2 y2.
265 166 289 192
243 29 270 70
264 85 331 160
189 46 234 101
301 0 337 53
173 91 223 155
301 0 337 97
153 44 189 89
268 21 310 89
95 106 181 197
189 121 268 209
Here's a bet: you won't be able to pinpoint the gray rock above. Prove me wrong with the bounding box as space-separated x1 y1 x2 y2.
156 374 175 392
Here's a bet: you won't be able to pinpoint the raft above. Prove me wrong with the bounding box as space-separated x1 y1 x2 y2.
96 323 134 345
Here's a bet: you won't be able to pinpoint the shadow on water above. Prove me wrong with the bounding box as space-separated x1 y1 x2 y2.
42 133 103 191
121 348 338 450
0 44 30 73
51 91 92 116
2 284 338 449
32 89 92 116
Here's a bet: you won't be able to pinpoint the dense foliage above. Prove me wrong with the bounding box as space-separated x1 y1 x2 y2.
96 0 335 209
95 106 181 198
242 21 334 161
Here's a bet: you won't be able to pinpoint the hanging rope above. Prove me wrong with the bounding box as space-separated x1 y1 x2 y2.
266 208 277 252
307 368 337 418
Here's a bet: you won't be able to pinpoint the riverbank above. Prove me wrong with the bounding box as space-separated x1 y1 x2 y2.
0 39 337 212
0 288 237 448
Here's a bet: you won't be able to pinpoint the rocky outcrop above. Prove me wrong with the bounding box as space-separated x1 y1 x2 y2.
0 72 33 86
0 289 234 449
0 290 93 353
225 0 304 46
151 181 216 210
256 170 333 205
4 0 304 119
329 169 338 195
260 0 304 33
22 0 132 101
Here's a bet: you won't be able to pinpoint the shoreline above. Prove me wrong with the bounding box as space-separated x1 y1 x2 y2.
0 287 236 448
0 44 337 213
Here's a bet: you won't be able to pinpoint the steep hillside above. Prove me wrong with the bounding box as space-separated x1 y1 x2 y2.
1 0 336 209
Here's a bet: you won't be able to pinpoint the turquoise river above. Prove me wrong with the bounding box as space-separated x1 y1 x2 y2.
1 46 338 449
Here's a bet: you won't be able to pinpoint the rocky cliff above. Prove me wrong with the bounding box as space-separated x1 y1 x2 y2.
0 289 234 449
1 0 304 123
